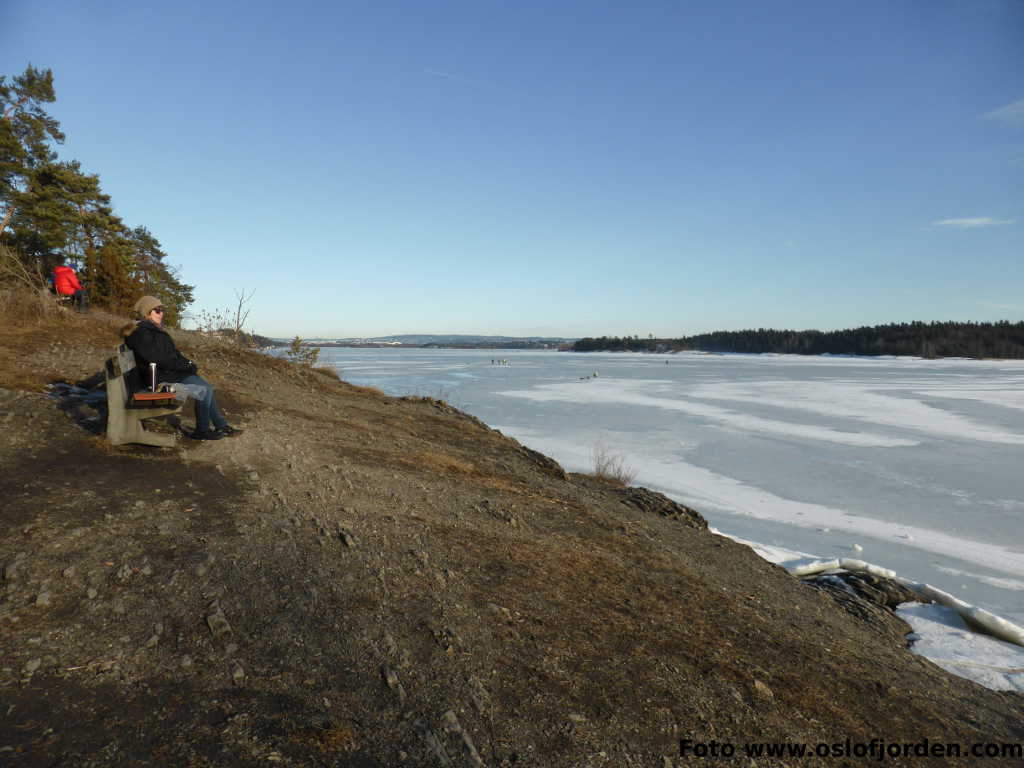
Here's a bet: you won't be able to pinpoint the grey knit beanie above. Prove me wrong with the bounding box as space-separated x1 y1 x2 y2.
134 295 163 318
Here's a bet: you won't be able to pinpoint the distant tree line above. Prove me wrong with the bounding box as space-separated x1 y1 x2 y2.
572 335 677 353
1 65 192 325
572 321 1024 359
420 341 564 350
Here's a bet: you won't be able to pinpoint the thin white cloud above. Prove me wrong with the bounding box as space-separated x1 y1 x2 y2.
930 217 1015 229
423 68 485 88
984 98 1024 125
978 301 1024 313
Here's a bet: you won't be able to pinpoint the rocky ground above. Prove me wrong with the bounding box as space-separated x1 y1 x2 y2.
0 310 1022 766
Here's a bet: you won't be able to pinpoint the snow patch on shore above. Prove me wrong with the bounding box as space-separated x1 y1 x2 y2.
897 604 1024 693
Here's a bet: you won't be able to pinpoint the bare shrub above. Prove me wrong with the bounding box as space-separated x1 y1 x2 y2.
189 289 255 345
433 387 464 410
0 245 64 325
590 442 637 487
0 245 44 290
230 289 254 342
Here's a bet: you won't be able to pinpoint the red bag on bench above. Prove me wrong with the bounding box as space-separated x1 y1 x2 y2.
132 391 177 404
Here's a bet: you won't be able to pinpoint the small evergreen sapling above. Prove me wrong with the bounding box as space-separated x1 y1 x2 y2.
287 336 320 367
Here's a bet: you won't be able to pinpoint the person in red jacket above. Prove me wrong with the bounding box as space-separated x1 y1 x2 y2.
52 264 88 311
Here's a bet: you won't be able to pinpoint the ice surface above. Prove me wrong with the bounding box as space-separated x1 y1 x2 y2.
686 379 1024 444
714 530 822 566
906 583 1024 647
500 379 920 446
915 387 1024 412
896 603 1024 692
935 566 1024 591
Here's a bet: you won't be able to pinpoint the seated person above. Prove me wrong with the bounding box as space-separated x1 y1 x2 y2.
123 295 242 440
52 263 88 311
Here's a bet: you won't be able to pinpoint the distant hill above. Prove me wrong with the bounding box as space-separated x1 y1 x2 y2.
272 334 576 348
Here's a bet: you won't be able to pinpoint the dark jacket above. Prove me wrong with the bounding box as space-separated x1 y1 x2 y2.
124 320 197 385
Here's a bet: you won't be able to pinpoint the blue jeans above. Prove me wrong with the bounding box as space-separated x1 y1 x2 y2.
168 374 227 432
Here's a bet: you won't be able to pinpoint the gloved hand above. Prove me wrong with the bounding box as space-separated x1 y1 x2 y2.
186 360 199 375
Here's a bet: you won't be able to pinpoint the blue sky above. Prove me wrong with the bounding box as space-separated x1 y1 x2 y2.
2 0 1021 338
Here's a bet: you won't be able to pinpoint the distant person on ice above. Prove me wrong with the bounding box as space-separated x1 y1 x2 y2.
52 262 88 311
123 295 243 441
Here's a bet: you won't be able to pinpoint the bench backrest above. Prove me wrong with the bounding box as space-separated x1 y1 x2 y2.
105 344 145 402
105 345 175 406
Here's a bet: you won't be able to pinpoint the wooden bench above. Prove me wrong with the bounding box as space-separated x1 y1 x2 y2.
104 344 183 447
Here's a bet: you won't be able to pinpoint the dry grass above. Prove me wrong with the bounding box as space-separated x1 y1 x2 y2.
0 302 121 349
409 450 476 475
341 381 384 397
0 247 58 325
313 365 341 381
0 286 67 326
590 442 637 487
0 282 132 341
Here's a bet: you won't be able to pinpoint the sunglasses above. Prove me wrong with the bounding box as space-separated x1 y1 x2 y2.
152 307 165 314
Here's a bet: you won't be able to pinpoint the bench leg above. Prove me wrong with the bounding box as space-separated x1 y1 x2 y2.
107 407 181 448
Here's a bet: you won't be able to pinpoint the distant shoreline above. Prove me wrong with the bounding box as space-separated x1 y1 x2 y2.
268 334 577 351
307 341 571 350
278 342 1024 360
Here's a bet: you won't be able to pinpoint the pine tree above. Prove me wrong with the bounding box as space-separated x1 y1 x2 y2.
0 65 64 237
125 226 194 326
0 65 195 321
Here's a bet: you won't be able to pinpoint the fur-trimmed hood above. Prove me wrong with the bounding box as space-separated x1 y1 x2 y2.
120 319 169 340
